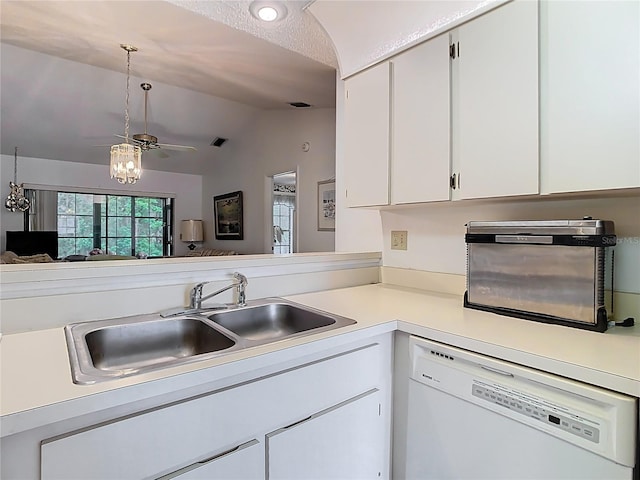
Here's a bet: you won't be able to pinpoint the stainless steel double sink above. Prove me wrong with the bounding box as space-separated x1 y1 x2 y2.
65 298 356 385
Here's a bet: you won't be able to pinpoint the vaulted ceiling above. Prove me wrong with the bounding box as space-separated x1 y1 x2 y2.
0 0 338 175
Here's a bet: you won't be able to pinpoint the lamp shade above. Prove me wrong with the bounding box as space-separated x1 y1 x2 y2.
180 220 204 242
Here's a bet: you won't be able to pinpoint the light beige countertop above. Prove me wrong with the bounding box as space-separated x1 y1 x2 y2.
289 284 640 396
2 284 639 433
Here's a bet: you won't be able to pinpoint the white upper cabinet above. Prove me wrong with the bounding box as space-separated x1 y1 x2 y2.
344 62 391 207
344 0 539 208
452 0 539 200
341 0 636 207
392 34 451 204
539 0 640 193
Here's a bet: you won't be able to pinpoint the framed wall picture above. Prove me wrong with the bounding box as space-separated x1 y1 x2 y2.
214 191 243 240
317 180 336 231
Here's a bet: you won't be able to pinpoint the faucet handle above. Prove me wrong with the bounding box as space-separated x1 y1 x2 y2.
233 272 248 286
189 282 205 309
192 282 206 296
233 272 247 306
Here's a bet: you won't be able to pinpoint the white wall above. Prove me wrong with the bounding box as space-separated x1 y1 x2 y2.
201 108 337 254
380 195 640 294
0 155 203 256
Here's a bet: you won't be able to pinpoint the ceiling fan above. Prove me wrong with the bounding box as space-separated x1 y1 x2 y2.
114 83 197 154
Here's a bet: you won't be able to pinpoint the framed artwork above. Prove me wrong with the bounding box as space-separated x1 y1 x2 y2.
214 191 243 240
317 180 336 231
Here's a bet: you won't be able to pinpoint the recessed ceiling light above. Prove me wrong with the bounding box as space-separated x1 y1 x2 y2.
249 1 287 22
258 6 278 21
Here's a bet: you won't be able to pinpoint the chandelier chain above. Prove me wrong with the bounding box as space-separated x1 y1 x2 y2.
124 49 131 143
13 146 18 183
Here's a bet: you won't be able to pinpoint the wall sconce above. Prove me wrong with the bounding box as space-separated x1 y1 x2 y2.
180 219 204 250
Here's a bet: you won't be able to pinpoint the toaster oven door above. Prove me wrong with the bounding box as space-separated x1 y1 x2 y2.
466 243 601 324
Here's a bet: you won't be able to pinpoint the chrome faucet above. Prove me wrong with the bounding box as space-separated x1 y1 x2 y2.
189 272 248 310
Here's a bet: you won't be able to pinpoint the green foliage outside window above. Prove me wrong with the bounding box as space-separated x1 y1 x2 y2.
56 192 169 258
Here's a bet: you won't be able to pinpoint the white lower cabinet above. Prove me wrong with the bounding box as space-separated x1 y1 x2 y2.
38 338 391 479
267 389 385 479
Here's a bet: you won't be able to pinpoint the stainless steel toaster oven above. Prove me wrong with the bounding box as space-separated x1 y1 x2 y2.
464 219 616 332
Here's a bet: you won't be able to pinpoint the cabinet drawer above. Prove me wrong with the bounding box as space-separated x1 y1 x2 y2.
41 341 385 479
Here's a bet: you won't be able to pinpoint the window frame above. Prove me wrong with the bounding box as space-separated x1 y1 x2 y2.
24 187 174 259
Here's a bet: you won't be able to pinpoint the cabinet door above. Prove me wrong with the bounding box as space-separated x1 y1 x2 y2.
454 0 539 199
392 34 451 204
344 62 390 207
540 0 640 193
267 389 386 479
161 440 263 480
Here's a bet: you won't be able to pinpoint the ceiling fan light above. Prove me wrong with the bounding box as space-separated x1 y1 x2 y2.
110 143 142 184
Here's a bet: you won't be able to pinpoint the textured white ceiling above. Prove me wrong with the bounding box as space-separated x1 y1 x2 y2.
309 0 505 78
168 0 338 68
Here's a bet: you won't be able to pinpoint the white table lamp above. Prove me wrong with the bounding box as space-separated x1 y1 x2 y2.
180 220 204 250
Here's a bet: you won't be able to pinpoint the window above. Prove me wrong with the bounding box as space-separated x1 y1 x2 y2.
49 192 172 258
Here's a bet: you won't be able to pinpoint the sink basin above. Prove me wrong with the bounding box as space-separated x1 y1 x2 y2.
65 298 356 385
66 316 236 384
85 317 235 371
208 302 356 341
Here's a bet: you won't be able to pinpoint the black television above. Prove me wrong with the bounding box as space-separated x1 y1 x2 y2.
5 231 59 259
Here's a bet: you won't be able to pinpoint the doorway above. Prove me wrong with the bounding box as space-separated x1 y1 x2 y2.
271 171 297 254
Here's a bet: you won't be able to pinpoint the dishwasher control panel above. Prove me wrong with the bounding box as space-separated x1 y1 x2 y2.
472 382 600 443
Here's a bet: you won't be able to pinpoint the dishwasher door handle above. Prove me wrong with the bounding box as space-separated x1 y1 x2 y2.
480 364 514 377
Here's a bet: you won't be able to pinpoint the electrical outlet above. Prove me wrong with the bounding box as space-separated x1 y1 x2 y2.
391 230 408 250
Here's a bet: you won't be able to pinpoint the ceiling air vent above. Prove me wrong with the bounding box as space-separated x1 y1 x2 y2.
289 102 312 108
210 137 228 147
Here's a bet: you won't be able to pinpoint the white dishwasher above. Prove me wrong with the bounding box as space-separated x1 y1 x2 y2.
405 336 637 480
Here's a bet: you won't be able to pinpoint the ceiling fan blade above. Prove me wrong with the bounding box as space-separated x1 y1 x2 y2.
157 143 197 152
152 149 171 159
113 134 145 147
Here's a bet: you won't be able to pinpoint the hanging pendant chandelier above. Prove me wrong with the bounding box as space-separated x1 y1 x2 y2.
110 44 142 184
4 146 30 212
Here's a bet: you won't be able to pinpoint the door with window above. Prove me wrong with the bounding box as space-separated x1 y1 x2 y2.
272 172 296 254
